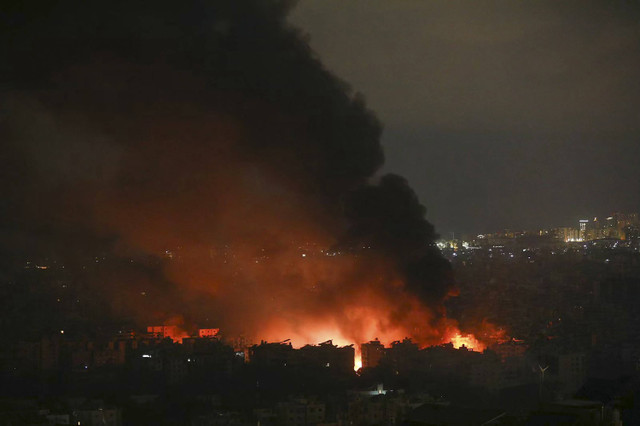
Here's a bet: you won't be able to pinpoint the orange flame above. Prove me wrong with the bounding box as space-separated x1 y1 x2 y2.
447 332 485 351
255 317 504 370
354 349 363 371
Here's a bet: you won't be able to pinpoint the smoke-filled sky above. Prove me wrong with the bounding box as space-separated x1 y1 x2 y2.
290 0 640 235
1 0 463 345
5 0 637 346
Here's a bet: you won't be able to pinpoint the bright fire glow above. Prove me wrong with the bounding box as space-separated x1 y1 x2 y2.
260 321 365 371
448 332 485 351
156 308 503 370
354 348 362 371
154 310 505 370
257 317 501 370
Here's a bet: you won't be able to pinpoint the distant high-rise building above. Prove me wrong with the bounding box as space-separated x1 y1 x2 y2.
557 227 579 242
612 212 639 239
578 219 589 241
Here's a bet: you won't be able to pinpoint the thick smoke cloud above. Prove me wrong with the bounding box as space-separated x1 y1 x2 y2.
1 0 454 345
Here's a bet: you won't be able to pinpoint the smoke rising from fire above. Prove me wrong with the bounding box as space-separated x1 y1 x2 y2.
1 0 458 346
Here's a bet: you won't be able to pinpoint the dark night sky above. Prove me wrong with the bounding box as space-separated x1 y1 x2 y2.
290 1 640 235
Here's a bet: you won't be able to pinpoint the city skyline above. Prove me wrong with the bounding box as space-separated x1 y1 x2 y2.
443 210 640 240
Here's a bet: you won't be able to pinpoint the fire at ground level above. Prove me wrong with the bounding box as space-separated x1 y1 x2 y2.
148 322 507 371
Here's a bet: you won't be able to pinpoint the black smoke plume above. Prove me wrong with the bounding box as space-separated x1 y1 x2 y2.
1 0 454 344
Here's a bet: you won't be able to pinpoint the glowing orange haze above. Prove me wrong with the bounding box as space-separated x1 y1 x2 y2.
86 113 506 364
7 21 505 365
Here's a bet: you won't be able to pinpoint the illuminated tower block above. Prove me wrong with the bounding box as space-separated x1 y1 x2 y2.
578 219 589 241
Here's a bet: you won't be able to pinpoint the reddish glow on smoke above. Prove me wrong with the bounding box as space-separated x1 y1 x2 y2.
5 1 510 371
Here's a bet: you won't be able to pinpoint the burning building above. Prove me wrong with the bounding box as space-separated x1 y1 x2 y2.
296 340 355 373
198 328 220 338
146 326 187 343
1 0 486 353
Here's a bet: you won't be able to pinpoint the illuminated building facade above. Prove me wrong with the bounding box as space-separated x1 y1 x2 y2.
147 325 180 341
578 219 589 241
198 328 220 338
